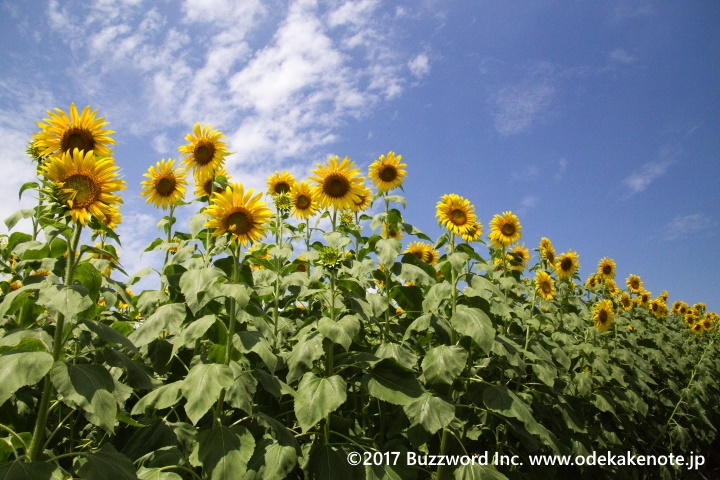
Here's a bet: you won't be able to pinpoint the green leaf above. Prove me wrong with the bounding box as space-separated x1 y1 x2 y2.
422 345 468 387
422 283 452 313
318 315 360 351
4 209 35 231
131 381 184 414
307 444 355 480
0 351 53 404
366 359 424 405
0 289 35 318
180 363 234 425
237 331 279 373
50 362 117 433
193 425 255 480
399 263 433 287
294 373 347 432
80 319 137 352
246 439 298 480
189 212 211 237
74 262 103 302
0 461 63 480
375 343 418 370
285 332 323 384
170 314 215 355
36 283 92 319
128 304 186 348
376 238 401 267
403 393 455 434
179 268 223 315
450 306 495 353
76 444 138 480
136 467 182 480
531 363 557 387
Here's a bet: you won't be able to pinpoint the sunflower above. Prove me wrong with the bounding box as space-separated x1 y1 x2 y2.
585 273 601 290
671 300 685 315
205 183 272 247
489 211 522 247
436 194 478 236
140 159 188 209
310 156 365 211
538 237 556 266
290 181 318 219
103 206 122 229
691 322 704 334
693 303 706 315
405 241 430 262
460 221 483 243
685 313 698 327
508 243 529 271
592 299 615 332
41 148 126 225
535 271 555 300
638 291 652 308
194 165 230 198
178 122 230 177
659 290 669 303
35 103 115 158
351 186 374 212
597 257 616 281
701 315 715 331
382 223 404 240
626 274 643 294
650 298 668 318
267 170 296 196
555 250 579 280
368 151 406 192
619 293 633 311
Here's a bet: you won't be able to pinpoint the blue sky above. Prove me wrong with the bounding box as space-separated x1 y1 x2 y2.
1 0 718 311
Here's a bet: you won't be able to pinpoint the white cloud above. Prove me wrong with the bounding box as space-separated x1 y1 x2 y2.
622 145 678 195
554 158 568 181
608 48 635 65
491 82 555 136
663 213 717 241
408 53 430 78
517 195 538 215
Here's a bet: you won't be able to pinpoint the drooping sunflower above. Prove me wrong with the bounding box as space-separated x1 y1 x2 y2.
35 103 115 158
41 148 126 225
538 237 556 266
592 299 615 332
368 151 407 193
194 165 230 198
436 194 478 236
140 159 188 209
597 257 616 281
178 122 230 177
489 211 522 247
267 170 296 196
535 270 555 300
290 181 318 220
555 250 579 280
205 183 272 247
310 156 365 210
626 274 643 294
460 220 483 243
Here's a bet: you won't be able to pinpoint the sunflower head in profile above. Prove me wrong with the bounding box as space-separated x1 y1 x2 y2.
592 299 615 332
585 273 601 290
205 183 272 247
405 241 430 262
194 165 230 198
555 250 579 280
489 211 522 247
382 223 404 240
102 206 123 230
538 237 556 266
597 257 616 281
351 186 374 213
507 243 529 271
41 148 126 226
178 122 230 177
650 298 667 318
436 193 478 236
140 158 188 209
35 103 116 158
267 170 296 196
368 151 407 193
290 181 318 220
460 220 483 243
626 274 643 294
310 156 365 211
693 302 706 315
535 270 555 301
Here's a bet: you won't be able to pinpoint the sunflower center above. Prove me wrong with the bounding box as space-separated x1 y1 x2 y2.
560 258 573 271
65 173 100 208
546 252 555 264
324 174 350 198
225 209 254 235
631 280 639 289
598 310 608 324
61 127 95 153
501 223 515 236
274 182 291 194
379 165 398 182
602 265 612 275
540 282 552 294
295 194 311 210
155 176 177 197
194 142 216 166
450 208 467 226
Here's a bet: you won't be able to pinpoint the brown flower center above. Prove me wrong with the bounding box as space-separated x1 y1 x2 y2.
225 209 253 235
295 194 311 210
450 208 467 226
324 174 350 198
545 251 555 264
560 258 573 272
379 165 398 182
501 223 515 236
598 310 608 324
540 281 552 295
65 173 99 208
155 176 177 197
194 142 216 166
602 264 613 275
274 182 291 194
61 127 95 153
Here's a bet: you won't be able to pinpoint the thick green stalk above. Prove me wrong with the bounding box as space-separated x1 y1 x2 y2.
28 224 82 461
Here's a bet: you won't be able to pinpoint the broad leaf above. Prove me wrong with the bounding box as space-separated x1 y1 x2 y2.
50 362 117 433
128 304 186 348
422 345 468 387
403 393 455 434
193 425 255 480
0 461 63 480
131 381 184 414
294 373 347 432
366 359 423 405
180 363 234 424
451 306 494 353
0 352 52 404
318 315 360 351
36 283 92 319
76 444 138 480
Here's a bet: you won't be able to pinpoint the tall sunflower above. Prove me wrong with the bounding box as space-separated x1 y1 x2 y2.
267 170 296 196
626 274 643 294
535 270 555 300
538 237 556 266
597 257 616 281
368 151 406 193
555 250 579 280
310 156 365 210
35 103 115 158
178 122 230 177
592 299 615 332
140 159 188 209
436 193 478 236
489 211 522 247
290 181 318 219
205 183 272 247
194 165 230 198
41 148 126 225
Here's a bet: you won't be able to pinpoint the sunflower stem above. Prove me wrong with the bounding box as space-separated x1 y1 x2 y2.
28 223 82 461
383 194 391 343
162 205 175 281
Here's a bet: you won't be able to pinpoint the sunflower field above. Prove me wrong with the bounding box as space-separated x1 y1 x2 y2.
0 104 719 479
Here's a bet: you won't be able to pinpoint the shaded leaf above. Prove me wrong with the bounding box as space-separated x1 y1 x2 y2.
0 351 53 404
128 304 185 348
294 373 347 432
50 362 117 433
403 393 455 434
422 345 468 387
76 444 138 480
194 425 255 480
451 306 494 353
180 363 234 425
366 359 423 406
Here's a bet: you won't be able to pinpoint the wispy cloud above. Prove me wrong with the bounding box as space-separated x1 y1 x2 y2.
517 195 539 215
490 81 555 136
662 213 718 241
608 48 635 65
554 158 568 181
622 145 678 195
